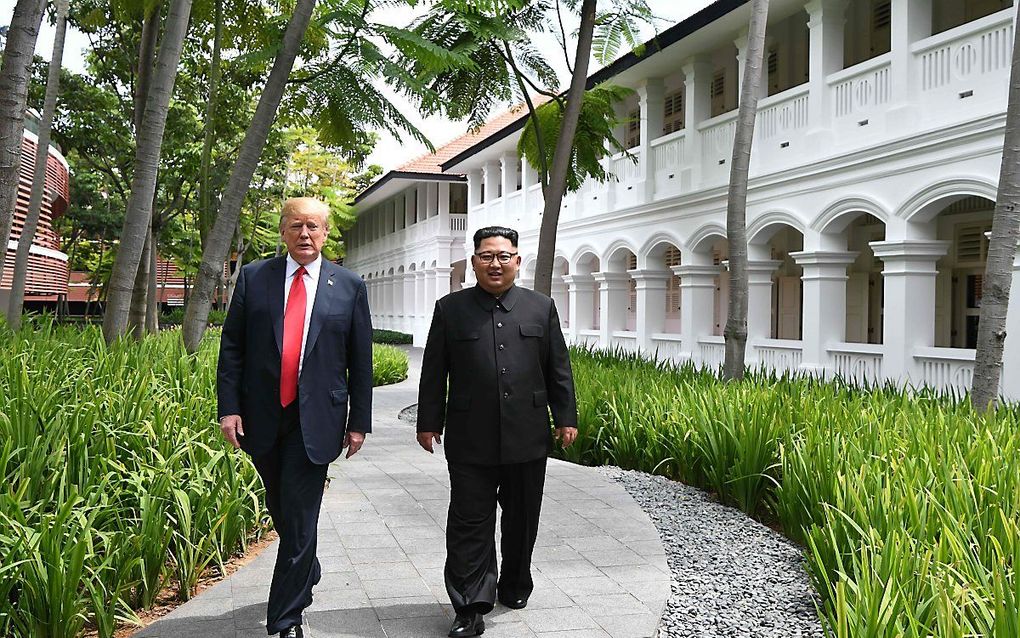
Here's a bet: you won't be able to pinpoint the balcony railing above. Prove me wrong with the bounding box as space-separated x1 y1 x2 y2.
754 339 803 374
829 342 884 387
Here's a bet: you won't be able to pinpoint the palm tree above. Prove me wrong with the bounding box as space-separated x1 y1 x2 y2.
181 0 319 352
102 0 194 344
971 7 1020 411
6 0 69 331
722 0 770 381
0 0 46 297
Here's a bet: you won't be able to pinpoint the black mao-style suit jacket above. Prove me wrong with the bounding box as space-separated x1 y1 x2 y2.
216 256 373 465
416 284 578 466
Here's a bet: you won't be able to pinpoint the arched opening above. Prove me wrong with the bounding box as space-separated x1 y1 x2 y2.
605 245 638 333
644 240 683 334
573 251 600 334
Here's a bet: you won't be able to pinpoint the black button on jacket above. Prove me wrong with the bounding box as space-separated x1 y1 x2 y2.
417 284 578 465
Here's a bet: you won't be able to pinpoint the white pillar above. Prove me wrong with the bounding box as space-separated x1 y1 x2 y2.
438 181 451 230
414 270 427 346
425 269 438 318
467 170 482 208
551 276 569 330
394 273 404 327
676 263 717 363
791 251 857 376
746 259 783 349
404 190 415 227
416 187 427 223
594 272 631 347
636 77 664 203
888 0 931 130
500 152 518 195
402 272 416 334
681 57 713 190
805 0 847 146
426 182 439 219
1002 246 1020 401
630 269 670 354
734 31 767 98
483 160 500 202
869 240 950 387
563 274 596 338
434 266 453 301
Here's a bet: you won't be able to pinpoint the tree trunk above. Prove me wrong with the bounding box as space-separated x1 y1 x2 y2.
127 219 152 339
102 0 193 345
971 10 1020 411
0 0 46 296
198 0 223 248
226 222 244 308
182 0 318 353
135 2 162 133
722 0 770 382
146 224 160 333
6 0 68 330
533 0 596 298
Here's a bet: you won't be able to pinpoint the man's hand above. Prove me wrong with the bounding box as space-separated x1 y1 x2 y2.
220 415 244 449
417 431 442 453
554 426 578 448
344 431 366 459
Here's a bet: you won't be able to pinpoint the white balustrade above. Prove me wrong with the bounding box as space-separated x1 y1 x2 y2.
914 11 1013 93
914 347 976 396
698 336 725 371
610 331 638 354
829 55 892 119
649 333 685 363
757 87 810 140
754 339 804 374
829 343 884 387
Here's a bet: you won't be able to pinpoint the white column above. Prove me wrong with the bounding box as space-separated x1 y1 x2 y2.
414 270 427 346
630 269 670 353
434 266 453 300
681 57 713 190
425 269 438 318
483 160 500 203
869 240 950 386
1002 246 1020 401
383 275 395 326
402 272 416 334
500 152 518 196
676 263 717 363
551 276 569 331
805 0 847 146
636 77 664 203
426 182 439 219
563 274 596 339
393 274 404 327
467 170 482 208
594 272 631 346
746 259 783 346
404 191 415 227
888 0 931 129
791 251 858 376
438 181 451 231
734 31 767 98
416 186 427 223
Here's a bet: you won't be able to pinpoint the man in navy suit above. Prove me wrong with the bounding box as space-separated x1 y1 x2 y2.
217 197 373 637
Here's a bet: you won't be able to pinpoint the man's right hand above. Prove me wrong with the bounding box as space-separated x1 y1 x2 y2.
416 431 441 454
220 414 244 449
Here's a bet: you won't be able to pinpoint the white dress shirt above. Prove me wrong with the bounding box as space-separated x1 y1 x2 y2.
284 254 321 375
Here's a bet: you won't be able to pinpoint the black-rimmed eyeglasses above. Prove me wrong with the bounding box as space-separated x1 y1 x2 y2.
473 251 518 265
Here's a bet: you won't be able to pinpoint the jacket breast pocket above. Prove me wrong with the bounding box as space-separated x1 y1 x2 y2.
520 324 543 338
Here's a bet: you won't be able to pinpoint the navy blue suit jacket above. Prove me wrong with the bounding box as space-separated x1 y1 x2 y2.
217 256 373 465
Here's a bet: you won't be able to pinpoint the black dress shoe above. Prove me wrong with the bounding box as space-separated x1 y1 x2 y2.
279 626 303 638
498 594 528 609
448 611 484 637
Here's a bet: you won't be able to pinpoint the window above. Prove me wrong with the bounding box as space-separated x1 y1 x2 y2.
626 109 641 148
870 0 891 57
663 90 685 135
711 70 727 117
767 48 780 96
628 254 638 314
955 223 991 265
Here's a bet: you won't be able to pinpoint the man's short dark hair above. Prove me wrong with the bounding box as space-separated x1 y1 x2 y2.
472 226 519 250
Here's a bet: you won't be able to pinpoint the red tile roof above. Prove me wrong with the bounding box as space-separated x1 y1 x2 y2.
397 97 551 175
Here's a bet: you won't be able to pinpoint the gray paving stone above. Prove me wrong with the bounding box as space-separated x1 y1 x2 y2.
136 349 668 638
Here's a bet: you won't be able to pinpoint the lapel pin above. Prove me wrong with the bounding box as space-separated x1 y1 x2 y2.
327 279 334 286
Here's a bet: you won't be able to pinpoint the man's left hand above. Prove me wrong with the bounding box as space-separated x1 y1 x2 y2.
554 427 578 448
344 431 366 459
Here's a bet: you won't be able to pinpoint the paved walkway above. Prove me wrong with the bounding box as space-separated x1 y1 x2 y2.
138 348 669 638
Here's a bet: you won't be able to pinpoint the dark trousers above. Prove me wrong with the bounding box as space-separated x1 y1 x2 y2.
445 457 547 615
252 404 328 634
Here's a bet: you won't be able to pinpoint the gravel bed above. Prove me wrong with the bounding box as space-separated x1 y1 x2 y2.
599 466 825 638
397 403 417 423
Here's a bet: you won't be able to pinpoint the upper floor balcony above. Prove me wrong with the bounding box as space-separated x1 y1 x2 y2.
459 1 1016 230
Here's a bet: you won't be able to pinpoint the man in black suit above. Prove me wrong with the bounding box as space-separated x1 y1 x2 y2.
417 226 578 638
218 197 373 637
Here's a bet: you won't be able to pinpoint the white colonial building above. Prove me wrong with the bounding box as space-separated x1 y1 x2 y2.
346 0 1020 400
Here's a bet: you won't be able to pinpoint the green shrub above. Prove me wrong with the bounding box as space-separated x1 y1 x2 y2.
160 308 227 326
372 329 412 344
373 343 409 386
561 346 1020 637
0 323 408 636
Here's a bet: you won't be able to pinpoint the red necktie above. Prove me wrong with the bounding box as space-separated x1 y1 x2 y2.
280 266 307 407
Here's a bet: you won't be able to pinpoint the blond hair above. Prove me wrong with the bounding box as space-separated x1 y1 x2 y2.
280 197 330 230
